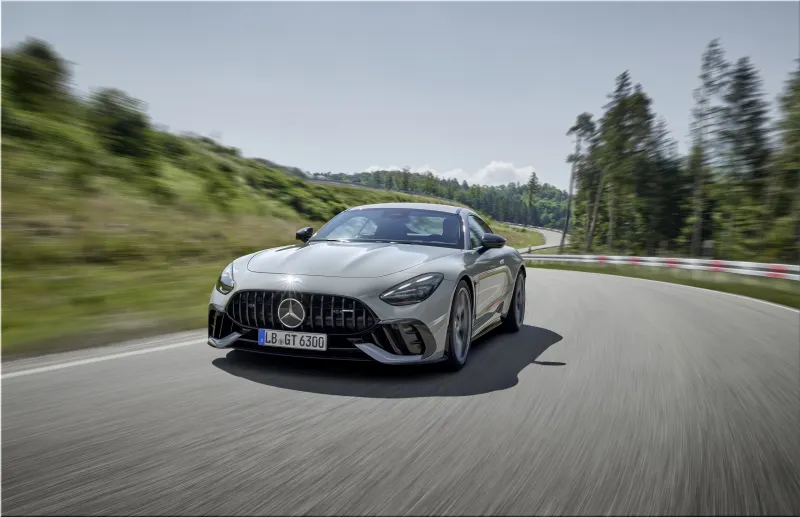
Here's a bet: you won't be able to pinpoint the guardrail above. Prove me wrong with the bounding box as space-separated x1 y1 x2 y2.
521 254 800 281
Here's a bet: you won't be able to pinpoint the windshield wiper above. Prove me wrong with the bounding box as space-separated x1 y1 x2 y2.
347 239 423 245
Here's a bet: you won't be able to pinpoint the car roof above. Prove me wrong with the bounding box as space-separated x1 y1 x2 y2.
348 202 464 214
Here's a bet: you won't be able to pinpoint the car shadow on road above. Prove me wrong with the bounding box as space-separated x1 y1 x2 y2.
211 324 563 398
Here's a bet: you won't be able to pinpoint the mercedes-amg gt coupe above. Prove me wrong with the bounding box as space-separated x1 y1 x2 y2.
207 202 527 371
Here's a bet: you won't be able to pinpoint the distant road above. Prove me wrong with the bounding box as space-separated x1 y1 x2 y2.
530 227 566 250
4 269 798 515
511 225 568 252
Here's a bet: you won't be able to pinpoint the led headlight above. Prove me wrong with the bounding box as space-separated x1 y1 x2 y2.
380 273 444 306
216 262 235 295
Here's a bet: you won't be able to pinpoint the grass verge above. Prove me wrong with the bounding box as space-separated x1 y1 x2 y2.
507 228 545 248
526 262 800 309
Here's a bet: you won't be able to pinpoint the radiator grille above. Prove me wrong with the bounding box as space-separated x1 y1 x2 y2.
226 290 378 334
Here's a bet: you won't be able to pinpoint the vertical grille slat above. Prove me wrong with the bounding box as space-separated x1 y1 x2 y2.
260 292 266 328
253 292 260 327
300 293 309 332
268 293 274 328
247 291 254 327
243 292 248 327
235 295 242 326
309 295 315 332
226 290 377 335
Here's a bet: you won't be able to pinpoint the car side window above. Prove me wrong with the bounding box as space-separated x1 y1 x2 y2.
468 216 486 249
474 216 492 235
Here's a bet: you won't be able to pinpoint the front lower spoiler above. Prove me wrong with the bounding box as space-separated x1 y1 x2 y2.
207 333 442 365
354 342 443 365
208 332 242 348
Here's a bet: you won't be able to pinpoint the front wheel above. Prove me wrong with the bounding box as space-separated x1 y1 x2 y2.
500 272 525 333
441 280 473 372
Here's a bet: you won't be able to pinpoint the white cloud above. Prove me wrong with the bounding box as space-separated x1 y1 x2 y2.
362 161 538 187
364 165 402 173
363 164 437 174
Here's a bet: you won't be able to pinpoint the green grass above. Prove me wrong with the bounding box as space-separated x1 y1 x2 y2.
2 264 225 357
526 262 800 309
501 227 545 249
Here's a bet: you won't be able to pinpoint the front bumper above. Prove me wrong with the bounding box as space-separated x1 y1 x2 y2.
207 285 452 365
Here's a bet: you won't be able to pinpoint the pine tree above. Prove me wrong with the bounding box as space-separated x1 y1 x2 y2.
688 39 729 256
562 113 596 250
526 171 540 206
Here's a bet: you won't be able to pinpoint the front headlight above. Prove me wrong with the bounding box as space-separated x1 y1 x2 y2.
380 273 444 306
216 262 235 294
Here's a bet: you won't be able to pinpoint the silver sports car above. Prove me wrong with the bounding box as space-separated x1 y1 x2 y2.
207 202 526 371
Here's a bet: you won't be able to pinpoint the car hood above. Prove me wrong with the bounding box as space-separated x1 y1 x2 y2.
246 241 461 278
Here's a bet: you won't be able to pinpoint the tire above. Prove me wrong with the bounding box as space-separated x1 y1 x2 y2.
441 280 473 372
499 272 525 333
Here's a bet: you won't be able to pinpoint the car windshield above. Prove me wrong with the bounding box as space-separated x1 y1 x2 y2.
309 208 464 249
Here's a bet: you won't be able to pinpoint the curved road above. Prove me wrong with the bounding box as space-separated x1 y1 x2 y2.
529 227 566 251
511 226 566 252
3 270 799 515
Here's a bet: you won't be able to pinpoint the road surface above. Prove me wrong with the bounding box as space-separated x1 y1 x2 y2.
3 269 799 515
529 227 566 251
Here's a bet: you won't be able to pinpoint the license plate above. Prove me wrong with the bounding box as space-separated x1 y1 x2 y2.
257 329 328 351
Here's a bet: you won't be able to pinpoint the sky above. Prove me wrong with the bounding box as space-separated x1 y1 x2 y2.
3 1 798 190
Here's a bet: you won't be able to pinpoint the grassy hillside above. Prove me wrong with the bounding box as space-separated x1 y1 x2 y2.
1 37 543 356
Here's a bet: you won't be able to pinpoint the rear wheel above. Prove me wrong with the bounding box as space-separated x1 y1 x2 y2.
500 272 525 333
442 280 473 372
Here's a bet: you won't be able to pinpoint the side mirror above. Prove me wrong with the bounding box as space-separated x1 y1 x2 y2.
296 227 314 243
481 233 506 249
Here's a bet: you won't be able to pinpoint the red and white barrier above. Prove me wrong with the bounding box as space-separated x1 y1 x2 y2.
521 253 800 281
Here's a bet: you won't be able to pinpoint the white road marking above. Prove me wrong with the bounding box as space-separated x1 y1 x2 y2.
2 339 200 380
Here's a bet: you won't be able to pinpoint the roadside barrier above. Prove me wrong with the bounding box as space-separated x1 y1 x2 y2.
521 253 800 281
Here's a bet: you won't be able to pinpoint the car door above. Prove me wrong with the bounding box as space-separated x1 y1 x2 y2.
464 214 509 330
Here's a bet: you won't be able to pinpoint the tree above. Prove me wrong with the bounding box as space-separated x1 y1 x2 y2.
713 56 772 258
561 113 596 250
3 37 72 113
688 39 729 256
88 88 155 160
586 71 632 251
721 57 771 190
526 171 540 206
772 63 800 263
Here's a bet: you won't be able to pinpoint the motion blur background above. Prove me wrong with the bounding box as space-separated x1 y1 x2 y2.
2 1 799 357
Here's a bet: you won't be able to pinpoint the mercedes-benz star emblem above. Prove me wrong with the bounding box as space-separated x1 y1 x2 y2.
277 298 306 328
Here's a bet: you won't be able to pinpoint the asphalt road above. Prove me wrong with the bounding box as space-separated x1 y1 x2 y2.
3 269 799 516
529 227 566 251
